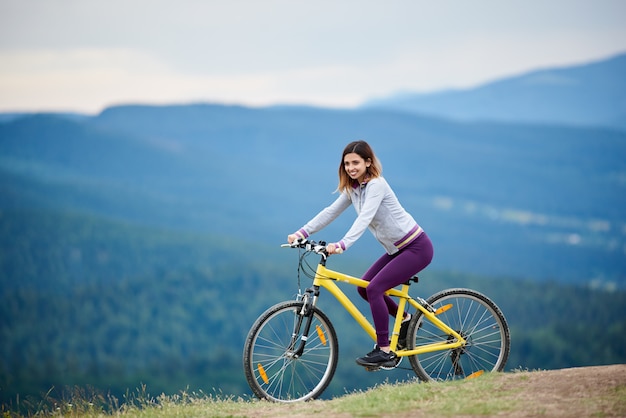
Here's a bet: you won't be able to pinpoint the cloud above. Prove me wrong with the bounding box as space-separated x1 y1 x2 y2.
0 48 361 112
1 0 626 112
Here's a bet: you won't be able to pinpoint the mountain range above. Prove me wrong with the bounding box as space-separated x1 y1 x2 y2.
364 52 626 130
1 52 625 289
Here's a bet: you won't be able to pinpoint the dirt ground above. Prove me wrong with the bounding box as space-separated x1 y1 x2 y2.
491 364 626 417
251 364 626 417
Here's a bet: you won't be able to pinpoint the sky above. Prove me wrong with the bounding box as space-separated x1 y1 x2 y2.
1 0 625 114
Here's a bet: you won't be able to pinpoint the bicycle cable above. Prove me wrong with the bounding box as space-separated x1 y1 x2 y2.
300 252 317 279
296 247 305 298
296 248 324 292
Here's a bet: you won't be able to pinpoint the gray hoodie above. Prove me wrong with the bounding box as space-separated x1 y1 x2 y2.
297 177 423 255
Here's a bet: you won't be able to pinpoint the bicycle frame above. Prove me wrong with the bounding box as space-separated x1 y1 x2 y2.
244 242 509 401
309 258 467 357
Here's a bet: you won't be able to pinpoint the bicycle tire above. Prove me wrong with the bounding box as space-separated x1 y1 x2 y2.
243 301 339 402
407 288 510 382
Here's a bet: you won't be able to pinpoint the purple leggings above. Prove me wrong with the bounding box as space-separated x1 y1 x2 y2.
358 232 434 347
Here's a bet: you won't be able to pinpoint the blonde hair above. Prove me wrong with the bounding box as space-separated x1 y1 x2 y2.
337 140 382 194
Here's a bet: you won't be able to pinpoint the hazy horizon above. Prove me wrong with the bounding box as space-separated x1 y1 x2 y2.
1 0 626 114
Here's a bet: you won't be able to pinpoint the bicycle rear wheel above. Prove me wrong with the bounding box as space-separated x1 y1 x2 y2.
408 288 510 382
243 301 339 402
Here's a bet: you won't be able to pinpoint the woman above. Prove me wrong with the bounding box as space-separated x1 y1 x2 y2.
288 140 434 368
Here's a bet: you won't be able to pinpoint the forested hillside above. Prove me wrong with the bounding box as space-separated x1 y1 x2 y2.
2 106 625 288
1 208 625 409
1 101 625 411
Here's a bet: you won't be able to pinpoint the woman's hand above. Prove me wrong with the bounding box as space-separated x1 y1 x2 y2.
326 243 343 254
287 234 298 244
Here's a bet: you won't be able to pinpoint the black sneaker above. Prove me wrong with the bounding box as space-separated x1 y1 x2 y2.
398 314 411 349
356 346 397 368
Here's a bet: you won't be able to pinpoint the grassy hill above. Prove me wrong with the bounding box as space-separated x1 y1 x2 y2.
7 365 625 417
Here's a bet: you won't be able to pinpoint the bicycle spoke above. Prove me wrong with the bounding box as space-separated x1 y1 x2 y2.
244 301 338 402
409 289 510 382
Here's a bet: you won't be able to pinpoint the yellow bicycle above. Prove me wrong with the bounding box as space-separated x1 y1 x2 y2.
243 239 510 402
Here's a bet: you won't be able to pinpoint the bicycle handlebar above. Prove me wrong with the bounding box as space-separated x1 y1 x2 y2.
282 238 343 256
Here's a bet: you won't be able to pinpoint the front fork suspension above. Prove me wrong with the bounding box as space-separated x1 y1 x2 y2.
288 286 320 358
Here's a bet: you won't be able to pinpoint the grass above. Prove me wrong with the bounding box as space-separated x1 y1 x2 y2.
3 368 625 417
332 373 520 417
2 373 516 418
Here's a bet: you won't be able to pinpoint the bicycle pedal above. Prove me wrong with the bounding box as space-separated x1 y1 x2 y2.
364 365 382 372
380 356 402 370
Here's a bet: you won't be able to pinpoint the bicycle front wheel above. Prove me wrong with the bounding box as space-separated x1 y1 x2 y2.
243 301 339 402
408 288 510 382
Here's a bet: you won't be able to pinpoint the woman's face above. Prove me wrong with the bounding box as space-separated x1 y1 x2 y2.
343 152 371 183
